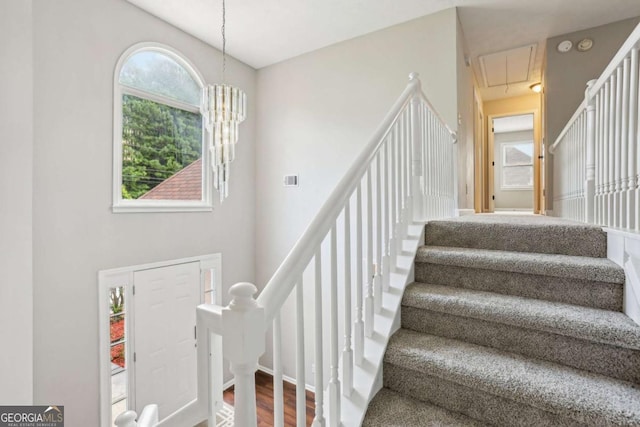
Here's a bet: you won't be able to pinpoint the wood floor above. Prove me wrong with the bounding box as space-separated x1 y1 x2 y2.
223 371 315 427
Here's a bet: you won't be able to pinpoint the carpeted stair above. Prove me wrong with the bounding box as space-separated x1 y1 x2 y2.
364 215 640 426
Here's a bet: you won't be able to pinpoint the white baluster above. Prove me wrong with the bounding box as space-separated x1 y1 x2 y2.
621 57 631 228
399 112 407 237
405 109 414 223
426 111 434 218
389 126 398 266
404 110 411 231
295 277 307 427
223 282 265 427
312 251 325 427
634 48 640 232
436 124 443 215
374 152 383 314
273 313 284 427
614 67 622 227
328 226 341 427
365 167 374 338
604 80 612 226
382 139 391 292
595 91 602 224
420 106 428 218
627 48 638 230
354 184 364 366
609 76 616 227
410 92 424 221
342 203 353 397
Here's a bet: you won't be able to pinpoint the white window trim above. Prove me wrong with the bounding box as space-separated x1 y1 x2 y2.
112 42 212 213
98 253 222 427
501 140 534 191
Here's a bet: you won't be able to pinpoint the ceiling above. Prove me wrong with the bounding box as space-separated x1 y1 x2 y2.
126 0 640 100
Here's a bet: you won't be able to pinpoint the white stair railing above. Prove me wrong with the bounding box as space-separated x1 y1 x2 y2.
551 22 640 230
200 72 456 426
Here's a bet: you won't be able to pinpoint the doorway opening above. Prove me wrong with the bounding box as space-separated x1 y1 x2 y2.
489 113 535 213
99 254 222 427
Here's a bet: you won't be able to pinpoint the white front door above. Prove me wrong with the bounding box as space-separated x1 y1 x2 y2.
133 262 200 421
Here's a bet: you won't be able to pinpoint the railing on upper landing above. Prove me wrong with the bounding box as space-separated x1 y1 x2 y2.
122 72 458 427
550 22 640 231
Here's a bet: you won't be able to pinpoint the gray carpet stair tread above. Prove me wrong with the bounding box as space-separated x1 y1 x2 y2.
425 215 607 257
403 282 640 350
416 246 624 284
363 387 488 427
386 329 640 425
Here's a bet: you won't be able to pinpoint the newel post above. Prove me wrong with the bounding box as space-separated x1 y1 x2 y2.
585 79 597 223
409 72 424 221
222 283 265 427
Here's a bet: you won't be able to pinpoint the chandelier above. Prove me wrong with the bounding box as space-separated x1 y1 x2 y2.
201 0 247 203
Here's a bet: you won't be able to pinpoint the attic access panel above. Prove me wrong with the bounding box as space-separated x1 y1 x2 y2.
479 44 537 88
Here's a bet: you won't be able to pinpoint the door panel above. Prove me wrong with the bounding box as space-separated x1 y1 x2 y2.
133 262 200 421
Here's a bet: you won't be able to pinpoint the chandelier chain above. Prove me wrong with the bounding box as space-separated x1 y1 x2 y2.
222 0 226 82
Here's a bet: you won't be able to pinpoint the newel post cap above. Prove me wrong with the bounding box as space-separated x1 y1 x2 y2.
409 72 422 91
222 282 265 365
229 282 258 311
114 410 137 427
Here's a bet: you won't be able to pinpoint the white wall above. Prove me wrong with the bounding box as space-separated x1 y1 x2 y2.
0 0 34 405
255 8 458 290
31 1 256 425
254 8 460 374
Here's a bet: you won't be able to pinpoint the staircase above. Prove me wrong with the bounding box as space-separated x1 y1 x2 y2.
364 215 640 426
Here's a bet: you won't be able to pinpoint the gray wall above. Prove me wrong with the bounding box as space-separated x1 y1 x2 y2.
545 17 639 209
30 1 256 425
0 0 34 405
546 17 639 144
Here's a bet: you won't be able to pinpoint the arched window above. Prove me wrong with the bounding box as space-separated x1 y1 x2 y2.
113 43 210 212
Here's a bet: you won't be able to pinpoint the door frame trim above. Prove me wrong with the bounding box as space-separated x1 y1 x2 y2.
98 254 222 427
486 109 541 213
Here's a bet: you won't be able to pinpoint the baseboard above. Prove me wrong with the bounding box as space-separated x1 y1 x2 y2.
456 209 475 216
258 364 316 393
221 368 315 393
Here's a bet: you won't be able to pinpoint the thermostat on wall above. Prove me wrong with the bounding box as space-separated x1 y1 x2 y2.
284 174 299 187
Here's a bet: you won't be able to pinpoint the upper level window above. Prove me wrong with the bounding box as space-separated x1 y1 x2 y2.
501 141 534 190
113 44 210 212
